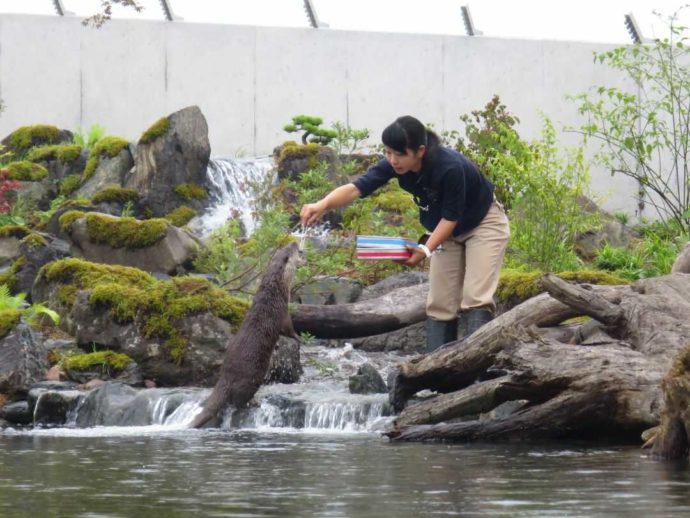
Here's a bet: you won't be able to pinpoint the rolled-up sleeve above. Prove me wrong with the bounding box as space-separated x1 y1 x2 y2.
352 159 394 197
440 166 466 222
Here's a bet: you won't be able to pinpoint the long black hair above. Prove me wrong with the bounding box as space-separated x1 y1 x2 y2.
381 115 440 156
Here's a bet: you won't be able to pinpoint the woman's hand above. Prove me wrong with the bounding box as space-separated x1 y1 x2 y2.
300 201 326 226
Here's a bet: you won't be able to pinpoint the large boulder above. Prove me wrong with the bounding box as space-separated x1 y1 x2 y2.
0 320 49 395
294 276 363 305
574 196 636 260
64 212 199 274
125 106 211 217
31 262 252 387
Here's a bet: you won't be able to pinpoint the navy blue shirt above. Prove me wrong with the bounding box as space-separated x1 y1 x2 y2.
352 147 495 235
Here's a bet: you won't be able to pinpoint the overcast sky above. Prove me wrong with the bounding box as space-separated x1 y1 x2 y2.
1 0 689 44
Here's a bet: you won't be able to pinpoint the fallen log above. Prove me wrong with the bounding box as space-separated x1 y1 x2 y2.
386 273 690 443
291 283 428 338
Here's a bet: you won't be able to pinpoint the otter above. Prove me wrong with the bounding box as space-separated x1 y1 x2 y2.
189 241 302 429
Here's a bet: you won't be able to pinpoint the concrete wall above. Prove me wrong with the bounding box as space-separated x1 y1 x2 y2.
0 14 639 215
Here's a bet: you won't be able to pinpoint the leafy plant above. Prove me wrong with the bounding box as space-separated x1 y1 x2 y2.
329 121 370 154
504 118 598 272
443 95 524 210
284 115 338 145
73 125 107 151
0 285 60 326
571 8 690 233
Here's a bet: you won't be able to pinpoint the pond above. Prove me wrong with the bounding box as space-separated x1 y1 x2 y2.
1 428 689 517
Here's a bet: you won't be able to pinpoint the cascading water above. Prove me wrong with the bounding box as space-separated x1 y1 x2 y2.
190 156 276 238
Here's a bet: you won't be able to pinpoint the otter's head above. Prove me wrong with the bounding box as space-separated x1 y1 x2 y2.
276 241 303 290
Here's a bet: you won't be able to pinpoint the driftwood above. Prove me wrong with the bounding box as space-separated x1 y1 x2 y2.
384 273 690 444
291 283 428 338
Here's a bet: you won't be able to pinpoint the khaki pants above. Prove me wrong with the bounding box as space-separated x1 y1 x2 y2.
426 201 510 321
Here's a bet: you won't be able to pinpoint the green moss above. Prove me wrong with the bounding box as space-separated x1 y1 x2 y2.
496 269 629 304
83 136 129 180
38 259 248 363
139 117 170 145
58 210 86 233
20 233 47 250
91 186 139 205
26 144 81 163
8 125 60 152
0 225 31 239
5 161 48 181
174 183 207 201
372 187 415 212
59 175 83 196
165 205 197 227
84 213 168 249
0 309 22 339
278 141 322 170
61 350 133 372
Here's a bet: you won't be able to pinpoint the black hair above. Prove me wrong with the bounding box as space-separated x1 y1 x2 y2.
381 115 440 155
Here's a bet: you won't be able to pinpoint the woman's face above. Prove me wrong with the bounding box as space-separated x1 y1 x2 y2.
384 145 425 174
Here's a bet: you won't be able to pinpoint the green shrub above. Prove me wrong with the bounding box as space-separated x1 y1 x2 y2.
174 183 207 201
165 205 197 227
8 125 60 152
139 117 169 144
91 186 139 205
26 144 81 163
5 161 48 181
59 175 83 196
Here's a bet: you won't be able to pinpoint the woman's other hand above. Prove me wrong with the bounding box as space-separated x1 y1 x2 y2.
402 246 426 267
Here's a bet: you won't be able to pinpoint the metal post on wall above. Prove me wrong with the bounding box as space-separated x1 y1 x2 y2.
51 0 74 16
159 0 182 21
461 5 482 36
303 0 328 28
624 13 646 44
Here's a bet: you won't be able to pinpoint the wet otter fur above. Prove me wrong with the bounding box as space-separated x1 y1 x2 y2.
190 242 301 429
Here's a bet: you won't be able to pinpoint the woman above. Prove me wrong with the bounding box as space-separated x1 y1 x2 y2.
300 115 510 352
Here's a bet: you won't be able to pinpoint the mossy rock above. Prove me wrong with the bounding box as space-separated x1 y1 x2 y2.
174 183 207 201
278 141 322 165
165 205 197 227
26 144 82 164
37 258 249 363
85 214 168 249
58 350 133 372
0 255 27 293
91 186 139 205
497 269 629 306
5 161 48 182
19 233 47 250
60 212 168 249
139 117 170 145
6 125 61 152
58 210 87 234
83 136 130 180
0 225 31 239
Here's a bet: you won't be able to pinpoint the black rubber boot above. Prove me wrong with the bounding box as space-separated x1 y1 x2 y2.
465 308 494 337
425 319 458 353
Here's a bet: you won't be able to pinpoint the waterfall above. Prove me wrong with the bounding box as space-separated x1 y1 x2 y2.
191 156 276 238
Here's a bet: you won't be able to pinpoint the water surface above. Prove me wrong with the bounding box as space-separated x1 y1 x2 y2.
1 430 689 517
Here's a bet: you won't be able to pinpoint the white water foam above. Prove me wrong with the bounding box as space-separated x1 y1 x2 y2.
190 156 275 238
